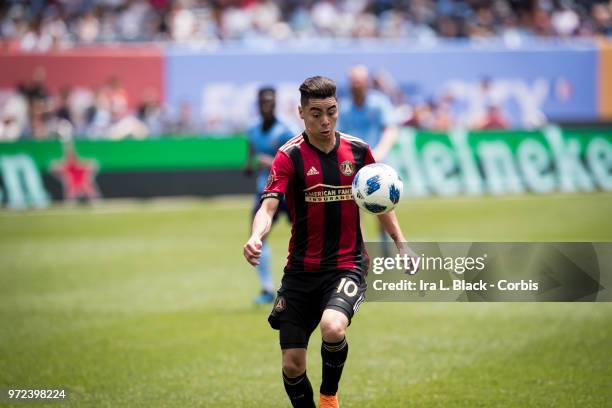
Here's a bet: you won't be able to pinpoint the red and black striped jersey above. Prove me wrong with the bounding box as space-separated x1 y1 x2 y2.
262 131 375 274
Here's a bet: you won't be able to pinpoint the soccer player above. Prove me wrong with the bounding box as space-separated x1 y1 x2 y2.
338 65 398 162
244 86 295 304
243 76 410 408
339 65 399 249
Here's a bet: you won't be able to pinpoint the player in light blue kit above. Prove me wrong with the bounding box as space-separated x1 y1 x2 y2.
338 65 398 161
339 65 399 247
244 86 295 304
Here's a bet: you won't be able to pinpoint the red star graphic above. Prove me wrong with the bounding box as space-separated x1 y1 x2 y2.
51 147 100 201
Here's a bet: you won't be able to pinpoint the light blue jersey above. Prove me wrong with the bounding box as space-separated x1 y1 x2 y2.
247 119 295 193
339 91 395 148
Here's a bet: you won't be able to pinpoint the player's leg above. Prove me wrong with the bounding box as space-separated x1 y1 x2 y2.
318 271 366 406
281 346 315 408
276 321 316 407
319 309 349 407
269 274 318 408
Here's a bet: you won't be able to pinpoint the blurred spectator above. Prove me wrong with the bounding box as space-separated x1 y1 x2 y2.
15 68 53 139
552 2 581 37
169 101 199 134
0 116 21 141
77 9 100 43
23 67 50 103
85 86 113 138
117 0 153 41
137 88 166 135
477 105 510 130
106 77 129 120
55 87 73 125
588 2 612 36
432 95 454 130
20 18 53 51
168 0 197 42
467 76 503 128
107 115 149 139
0 87 28 141
405 99 436 129
28 96 53 140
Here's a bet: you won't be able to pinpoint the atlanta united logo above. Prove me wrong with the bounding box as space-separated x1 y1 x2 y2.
274 296 286 312
340 160 355 176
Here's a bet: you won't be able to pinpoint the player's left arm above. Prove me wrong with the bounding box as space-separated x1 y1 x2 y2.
377 210 405 244
377 211 419 270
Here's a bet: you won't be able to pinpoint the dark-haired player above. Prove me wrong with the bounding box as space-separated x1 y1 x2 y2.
244 87 295 303
243 76 409 408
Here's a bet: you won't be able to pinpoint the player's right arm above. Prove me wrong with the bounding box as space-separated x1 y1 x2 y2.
257 153 275 169
243 149 294 266
244 125 257 176
244 198 279 266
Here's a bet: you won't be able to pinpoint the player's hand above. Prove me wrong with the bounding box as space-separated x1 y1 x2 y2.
243 236 263 266
398 242 420 274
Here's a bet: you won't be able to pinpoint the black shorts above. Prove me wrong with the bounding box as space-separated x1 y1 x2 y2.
268 270 366 349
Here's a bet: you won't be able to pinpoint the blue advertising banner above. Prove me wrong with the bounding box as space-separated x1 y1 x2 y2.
165 41 598 132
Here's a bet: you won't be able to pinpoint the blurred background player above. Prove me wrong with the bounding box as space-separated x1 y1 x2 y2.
244 86 294 304
338 65 399 246
338 65 398 162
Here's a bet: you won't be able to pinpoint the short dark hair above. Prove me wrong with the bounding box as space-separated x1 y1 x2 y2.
299 76 336 106
258 86 275 99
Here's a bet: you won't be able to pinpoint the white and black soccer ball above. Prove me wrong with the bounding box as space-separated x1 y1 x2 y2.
351 163 403 214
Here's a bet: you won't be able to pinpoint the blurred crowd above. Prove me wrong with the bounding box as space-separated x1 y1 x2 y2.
0 68 199 141
0 65 518 141
2 0 608 139
0 0 611 50
359 70 516 131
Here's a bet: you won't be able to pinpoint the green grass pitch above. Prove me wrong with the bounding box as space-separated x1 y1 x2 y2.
1 193 611 407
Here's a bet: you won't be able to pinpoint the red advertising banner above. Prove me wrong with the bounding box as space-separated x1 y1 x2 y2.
0 46 164 109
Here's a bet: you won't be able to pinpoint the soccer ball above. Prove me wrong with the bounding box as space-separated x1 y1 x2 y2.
351 163 403 214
